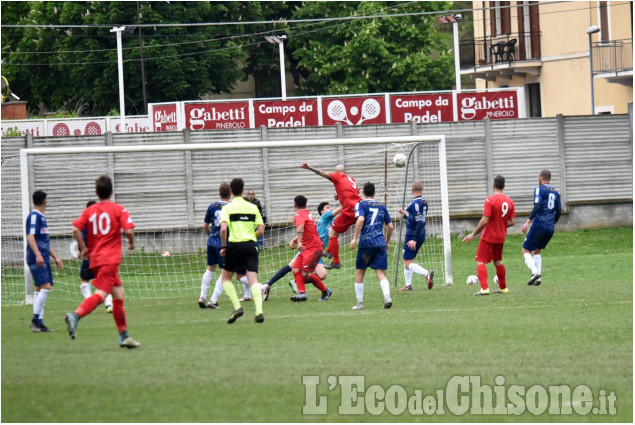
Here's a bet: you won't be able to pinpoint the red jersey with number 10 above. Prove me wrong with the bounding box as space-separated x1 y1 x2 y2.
72 201 135 269
293 208 323 251
481 193 515 244
329 172 362 211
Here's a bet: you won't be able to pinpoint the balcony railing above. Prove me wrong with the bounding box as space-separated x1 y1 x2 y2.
592 39 633 75
460 32 541 70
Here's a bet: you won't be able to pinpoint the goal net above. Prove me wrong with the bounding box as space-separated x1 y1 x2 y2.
1 135 451 306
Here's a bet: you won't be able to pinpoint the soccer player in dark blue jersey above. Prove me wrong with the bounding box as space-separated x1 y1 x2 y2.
199 183 231 308
349 182 394 310
26 191 63 332
397 181 434 291
521 170 561 286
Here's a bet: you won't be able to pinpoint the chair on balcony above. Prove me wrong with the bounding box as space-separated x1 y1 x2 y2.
490 42 507 63
504 39 517 61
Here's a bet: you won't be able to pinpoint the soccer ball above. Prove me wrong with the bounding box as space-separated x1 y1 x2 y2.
393 153 407 168
493 275 499 284
466 275 479 285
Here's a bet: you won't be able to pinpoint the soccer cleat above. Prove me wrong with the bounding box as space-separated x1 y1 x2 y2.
290 293 308 302
383 299 393 309
318 288 333 301
534 277 542 286
39 323 53 332
105 305 113 313
399 285 413 291
198 297 207 309
64 313 78 339
493 288 509 294
30 319 42 333
239 297 252 302
207 300 219 309
324 262 341 270
119 336 141 349
288 280 298 293
322 251 333 259
427 270 435 290
254 313 265 323
352 302 364 310
474 289 491 296
227 307 244 324
527 273 541 286
263 285 271 301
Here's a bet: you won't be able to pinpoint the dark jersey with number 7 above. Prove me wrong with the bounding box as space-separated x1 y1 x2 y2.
481 194 515 244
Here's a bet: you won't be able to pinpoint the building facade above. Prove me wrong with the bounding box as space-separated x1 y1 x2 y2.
461 1 633 117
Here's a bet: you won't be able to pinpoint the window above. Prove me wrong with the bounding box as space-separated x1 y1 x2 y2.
489 1 511 36
527 83 542 117
598 1 610 42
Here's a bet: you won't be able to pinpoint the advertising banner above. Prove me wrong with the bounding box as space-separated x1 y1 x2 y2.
254 99 319 128
456 91 519 121
322 96 386 126
47 119 107 136
184 101 249 131
390 93 454 123
152 103 180 132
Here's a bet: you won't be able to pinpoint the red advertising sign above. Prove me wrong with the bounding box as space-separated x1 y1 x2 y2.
322 96 386 126
254 99 318 128
456 91 518 121
185 101 249 131
152 104 179 132
390 94 453 123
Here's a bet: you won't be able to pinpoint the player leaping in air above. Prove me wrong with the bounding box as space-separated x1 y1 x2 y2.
300 163 361 270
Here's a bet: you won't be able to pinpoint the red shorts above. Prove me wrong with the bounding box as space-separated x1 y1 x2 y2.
293 248 322 273
475 240 504 264
331 209 357 234
92 264 122 293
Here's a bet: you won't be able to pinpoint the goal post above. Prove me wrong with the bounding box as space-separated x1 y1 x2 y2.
7 134 452 305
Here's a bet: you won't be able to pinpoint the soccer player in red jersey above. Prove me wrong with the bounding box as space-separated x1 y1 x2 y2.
462 175 516 296
65 175 140 348
289 195 333 302
300 163 362 270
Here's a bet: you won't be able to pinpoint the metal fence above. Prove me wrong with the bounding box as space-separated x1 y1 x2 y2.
592 39 634 75
1 113 632 241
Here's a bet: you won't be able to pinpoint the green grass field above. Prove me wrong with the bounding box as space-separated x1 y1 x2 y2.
2 227 632 422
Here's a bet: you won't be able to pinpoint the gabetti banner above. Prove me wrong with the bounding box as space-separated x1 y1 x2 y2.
390 93 454 123
254 99 319 127
322 96 386 126
457 91 518 121
152 103 179 132
185 101 249 130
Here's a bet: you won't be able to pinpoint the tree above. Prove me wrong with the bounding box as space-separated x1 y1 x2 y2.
288 1 456 95
1 1 251 116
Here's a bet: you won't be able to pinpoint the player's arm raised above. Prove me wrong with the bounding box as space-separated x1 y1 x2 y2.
300 162 332 181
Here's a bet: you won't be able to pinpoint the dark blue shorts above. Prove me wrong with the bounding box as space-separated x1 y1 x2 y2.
523 227 554 251
402 235 426 261
29 262 53 286
207 245 224 268
356 246 388 270
80 259 94 281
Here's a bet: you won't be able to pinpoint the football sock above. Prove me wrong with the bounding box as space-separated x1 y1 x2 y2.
379 279 390 300
32 291 39 322
404 267 413 286
210 276 224 303
200 270 214 299
355 282 364 303
524 253 538 275
76 293 103 317
104 293 113 307
476 264 488 291
293 272 307 293
329 236 340 264
533 254 542 274
495 264 507 290
222 280 241 310
36 289 50 324
80 282 92 298
251 282 263 315
409 263 429 277
307 274 327 292
119 330 129 340
112 299 127 332
266 265 292 287
240 276 251 298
